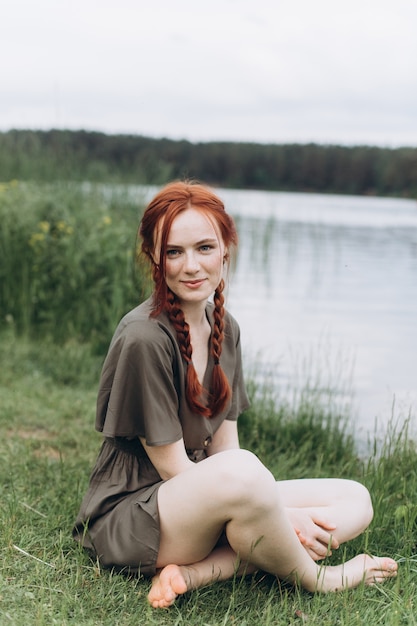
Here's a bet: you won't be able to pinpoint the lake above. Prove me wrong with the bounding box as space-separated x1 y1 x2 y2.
215 188 417 444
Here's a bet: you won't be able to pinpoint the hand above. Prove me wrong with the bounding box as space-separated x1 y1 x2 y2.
286 508 339 560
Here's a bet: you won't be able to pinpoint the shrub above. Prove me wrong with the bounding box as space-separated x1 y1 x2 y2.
0 181 151 353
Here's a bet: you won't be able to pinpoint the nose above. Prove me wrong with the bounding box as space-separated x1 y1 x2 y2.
183 250 200 273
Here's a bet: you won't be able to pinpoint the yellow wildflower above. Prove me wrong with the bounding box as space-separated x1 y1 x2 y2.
39 221 50 233
102 215 112 226
29 232 45 246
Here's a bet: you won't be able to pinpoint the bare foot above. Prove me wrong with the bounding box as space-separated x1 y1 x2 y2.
316 554 398 593
147 564 188 608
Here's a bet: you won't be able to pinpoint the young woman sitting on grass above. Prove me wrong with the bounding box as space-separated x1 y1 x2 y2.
73 181 397 608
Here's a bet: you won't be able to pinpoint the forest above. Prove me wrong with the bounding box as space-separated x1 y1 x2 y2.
1 129 416 197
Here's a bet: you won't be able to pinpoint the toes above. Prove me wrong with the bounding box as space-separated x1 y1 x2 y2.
375 557 398 573
147 565 188 609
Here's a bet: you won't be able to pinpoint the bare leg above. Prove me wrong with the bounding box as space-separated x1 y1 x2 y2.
279 478 373 543
278 478 374 559
148 450 397 608
149 552 396 608
148 545 255 608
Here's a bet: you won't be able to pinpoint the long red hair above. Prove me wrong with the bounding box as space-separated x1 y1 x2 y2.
139 181 238 418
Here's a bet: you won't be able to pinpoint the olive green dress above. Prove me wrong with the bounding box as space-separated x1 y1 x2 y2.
73 297 250 577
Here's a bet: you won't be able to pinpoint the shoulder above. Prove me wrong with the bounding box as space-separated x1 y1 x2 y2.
107 298 178 360
114 299 173 341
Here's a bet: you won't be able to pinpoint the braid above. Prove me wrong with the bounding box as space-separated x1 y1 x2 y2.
209 280 232 416
211 280 225 365
165 290 211 418
165 291 192 365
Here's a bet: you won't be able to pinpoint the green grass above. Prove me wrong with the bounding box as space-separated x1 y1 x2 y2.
1 331 417 625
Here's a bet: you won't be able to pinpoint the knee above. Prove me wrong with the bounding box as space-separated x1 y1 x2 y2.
347 480 374 528
360 484 374 526
215 449 276 509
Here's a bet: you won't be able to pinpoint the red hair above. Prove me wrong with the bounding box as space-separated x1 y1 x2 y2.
139 181 238 418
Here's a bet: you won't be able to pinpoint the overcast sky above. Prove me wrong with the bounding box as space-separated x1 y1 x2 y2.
1 0 417 147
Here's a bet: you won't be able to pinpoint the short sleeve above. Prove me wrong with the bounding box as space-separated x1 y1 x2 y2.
96 313 183 445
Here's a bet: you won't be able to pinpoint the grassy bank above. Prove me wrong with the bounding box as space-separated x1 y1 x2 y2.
1 332 417 625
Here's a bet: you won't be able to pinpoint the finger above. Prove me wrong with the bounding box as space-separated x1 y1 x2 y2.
311 516 337 531
315 529 339 549
305 545 332 561
307 535 335 558
296 533 308 545
300 534 330 557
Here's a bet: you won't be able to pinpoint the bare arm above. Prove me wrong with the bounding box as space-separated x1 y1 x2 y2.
140 437 194 481
207 420 240 456
140 420 239 479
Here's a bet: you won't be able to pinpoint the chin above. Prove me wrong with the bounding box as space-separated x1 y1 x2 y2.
178 290 212 305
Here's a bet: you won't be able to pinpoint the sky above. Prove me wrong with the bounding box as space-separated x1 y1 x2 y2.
1 0 417 147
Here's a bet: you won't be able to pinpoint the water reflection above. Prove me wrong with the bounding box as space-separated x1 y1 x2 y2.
220 190 417 442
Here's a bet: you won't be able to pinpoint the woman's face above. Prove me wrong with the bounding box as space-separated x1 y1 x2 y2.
161 207 225 307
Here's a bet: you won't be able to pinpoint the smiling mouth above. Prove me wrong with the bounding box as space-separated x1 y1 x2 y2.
181 279 206 287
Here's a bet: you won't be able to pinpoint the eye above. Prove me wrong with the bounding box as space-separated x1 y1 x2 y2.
199 244 215 252
166 248 181 257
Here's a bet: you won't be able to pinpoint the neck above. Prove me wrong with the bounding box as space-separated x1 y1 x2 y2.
180 300 209 328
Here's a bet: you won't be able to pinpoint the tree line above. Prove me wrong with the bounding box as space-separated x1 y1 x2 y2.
1 129 416 197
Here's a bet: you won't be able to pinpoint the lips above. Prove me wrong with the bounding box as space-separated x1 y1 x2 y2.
181 279 206 289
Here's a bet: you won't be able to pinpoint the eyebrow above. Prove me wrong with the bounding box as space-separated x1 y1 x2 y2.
166 237 218 247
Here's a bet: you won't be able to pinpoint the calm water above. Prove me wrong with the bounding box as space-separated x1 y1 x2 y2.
215 188 417 441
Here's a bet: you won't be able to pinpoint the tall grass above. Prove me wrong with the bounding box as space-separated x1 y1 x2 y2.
0 181 150 353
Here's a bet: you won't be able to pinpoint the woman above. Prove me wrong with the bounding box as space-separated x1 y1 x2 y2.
73 181 397 608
